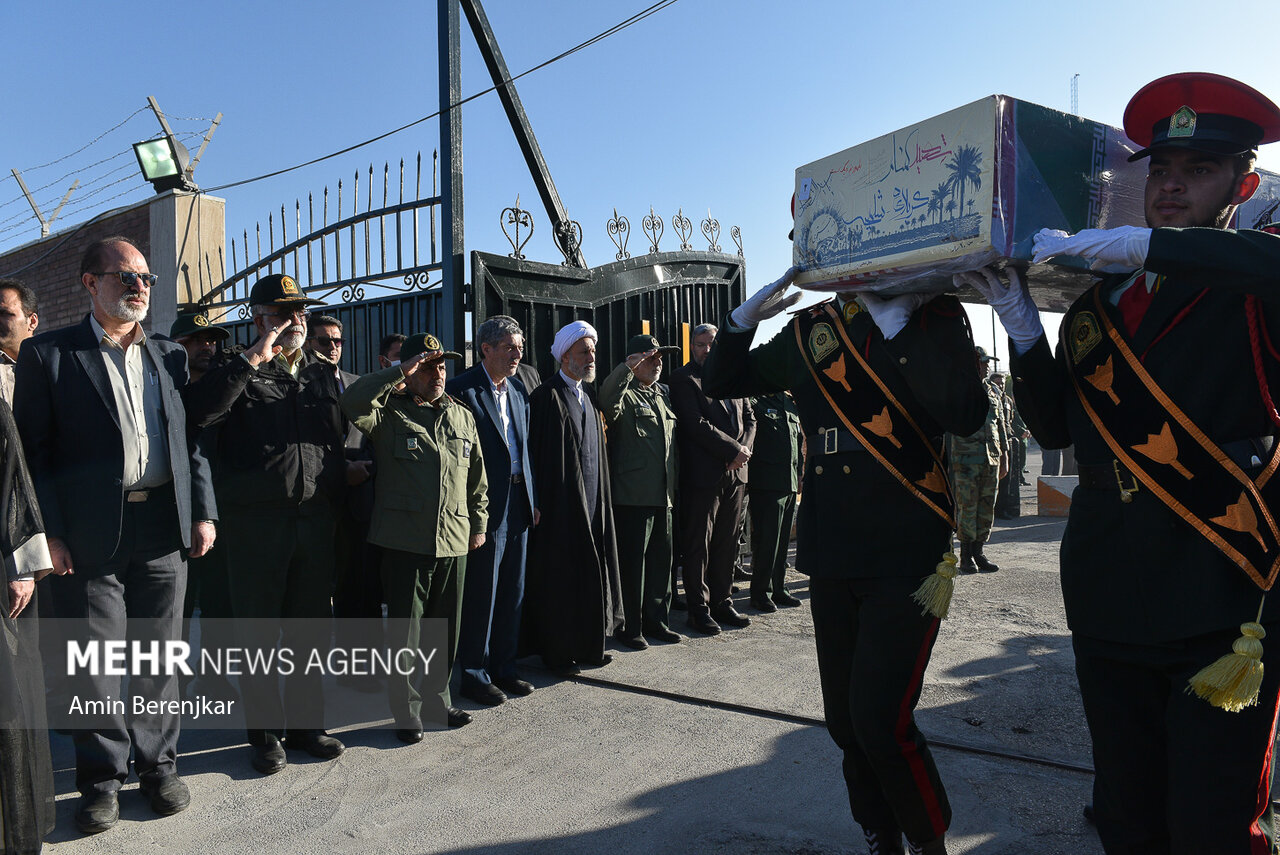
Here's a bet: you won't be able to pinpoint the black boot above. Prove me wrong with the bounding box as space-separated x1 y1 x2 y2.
957 542 977 574
863 827 906 855
906 835 948 855
972 541 999 573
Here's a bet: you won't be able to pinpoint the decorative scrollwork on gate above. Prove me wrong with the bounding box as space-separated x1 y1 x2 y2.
501 196 534 259
701 212 721 253
642 207 664 254
554 220 584 267
606 208 631 260
342 283 367 303
403 271 436 291
730 225 743 257
672 208 693 251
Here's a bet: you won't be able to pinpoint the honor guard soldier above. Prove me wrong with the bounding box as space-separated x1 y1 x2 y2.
703 266 987 855
966 72 1280 853
342 333 488 741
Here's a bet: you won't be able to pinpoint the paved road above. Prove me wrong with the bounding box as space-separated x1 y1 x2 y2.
42 450 1104 854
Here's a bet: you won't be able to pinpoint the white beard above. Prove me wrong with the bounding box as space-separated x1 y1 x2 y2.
110 294 148 324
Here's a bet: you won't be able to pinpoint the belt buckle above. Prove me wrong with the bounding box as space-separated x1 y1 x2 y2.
1112 460 1139 503
126 490 150 503
823 428 838 455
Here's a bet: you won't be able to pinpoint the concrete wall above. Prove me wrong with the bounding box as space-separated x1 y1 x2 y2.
0 191 225 336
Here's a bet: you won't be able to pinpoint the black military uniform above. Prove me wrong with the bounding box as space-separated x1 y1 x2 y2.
703 294 985 852
1008 73 1280 853
193 274 346 774
745 391 802 611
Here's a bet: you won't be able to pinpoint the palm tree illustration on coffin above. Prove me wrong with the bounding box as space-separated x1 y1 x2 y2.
944 144 983 220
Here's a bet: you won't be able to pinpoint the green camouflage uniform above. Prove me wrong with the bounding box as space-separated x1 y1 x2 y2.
948 379 1008 544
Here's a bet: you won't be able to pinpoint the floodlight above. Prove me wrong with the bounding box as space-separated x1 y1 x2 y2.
132 136 197 193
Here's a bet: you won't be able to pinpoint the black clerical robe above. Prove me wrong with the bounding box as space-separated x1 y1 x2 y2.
0 399 54 854
525 374 623 667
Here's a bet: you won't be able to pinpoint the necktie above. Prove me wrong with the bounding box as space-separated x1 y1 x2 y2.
1117 272 1153 336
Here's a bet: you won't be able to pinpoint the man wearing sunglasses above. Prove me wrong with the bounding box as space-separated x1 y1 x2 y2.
13 235 217 834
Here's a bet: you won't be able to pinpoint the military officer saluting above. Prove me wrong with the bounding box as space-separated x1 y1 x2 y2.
598 333 681 647
967 72 1280 853
341 333 488 743
703 266 987 855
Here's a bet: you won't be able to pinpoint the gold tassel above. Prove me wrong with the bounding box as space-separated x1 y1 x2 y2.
1187 601 1266 713
912 551 959 620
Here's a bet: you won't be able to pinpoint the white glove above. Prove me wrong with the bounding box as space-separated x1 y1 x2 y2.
730 266 803 328
953 266 1044 354
1032 226 1150 271
857 292 929 340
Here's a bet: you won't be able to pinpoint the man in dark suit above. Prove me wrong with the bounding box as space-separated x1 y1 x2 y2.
446 315 537 706
670 322 756 635
14 235 216 834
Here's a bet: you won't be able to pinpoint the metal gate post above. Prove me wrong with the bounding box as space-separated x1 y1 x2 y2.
438 0 466 354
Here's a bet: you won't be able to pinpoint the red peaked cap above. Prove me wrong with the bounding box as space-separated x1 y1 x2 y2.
1123 72 1280 162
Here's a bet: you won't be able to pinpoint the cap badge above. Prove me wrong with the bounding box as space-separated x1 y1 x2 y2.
1168 105 1197 139
280 275 300 296
193 314 209 327
424 334 441 351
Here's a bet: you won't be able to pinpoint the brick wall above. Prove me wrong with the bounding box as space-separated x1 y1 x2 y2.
0 199 152 333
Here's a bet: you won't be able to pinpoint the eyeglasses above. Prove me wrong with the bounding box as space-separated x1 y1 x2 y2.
93 271 158 288
259 308 310 322
308 336 343 346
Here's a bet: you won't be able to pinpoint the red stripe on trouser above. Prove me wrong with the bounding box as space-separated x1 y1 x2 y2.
896 615 947 839
1249 682 1280 854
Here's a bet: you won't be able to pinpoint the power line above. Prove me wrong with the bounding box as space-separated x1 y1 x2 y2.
203 0 682 194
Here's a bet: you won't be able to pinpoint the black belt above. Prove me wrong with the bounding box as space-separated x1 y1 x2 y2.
124 480 174 504
1077 463 1139 497
806 428 865 455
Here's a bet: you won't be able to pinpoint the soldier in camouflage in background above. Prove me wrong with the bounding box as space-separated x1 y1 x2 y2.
947 347 1008 573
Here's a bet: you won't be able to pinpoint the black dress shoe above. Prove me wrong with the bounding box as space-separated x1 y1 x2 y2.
749 594 778 613
772 590 802 608
644 626 682 643
712 605 751 628
395 727 425 744
447 707 472 728
585 653 613 667
546 659 581 677
493 676 534 696
614 632 649 650
671 593 688 611
288 730 344 760
462 682 507 706
140 774 190 816
688 613 722 635
251 735 287 775
75 791 119 835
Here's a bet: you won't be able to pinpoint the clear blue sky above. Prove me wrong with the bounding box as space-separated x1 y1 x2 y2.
3 0 1278 357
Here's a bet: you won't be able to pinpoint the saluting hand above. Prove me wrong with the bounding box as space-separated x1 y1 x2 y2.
398 350 440 378
626 349 658 372
243 318 290 367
